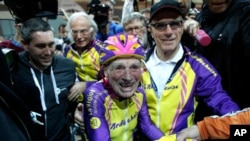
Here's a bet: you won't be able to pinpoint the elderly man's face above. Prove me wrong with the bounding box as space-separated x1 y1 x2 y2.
149 9 184 58
104 58 142 98
70 16 93 48
124 19 148 47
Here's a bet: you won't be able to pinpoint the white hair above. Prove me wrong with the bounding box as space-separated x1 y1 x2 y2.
66 12 98 42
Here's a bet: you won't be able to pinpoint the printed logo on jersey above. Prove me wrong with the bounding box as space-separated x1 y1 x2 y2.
110 112 139 130
164 85 178 90
90 117 101 129
191 55 217 77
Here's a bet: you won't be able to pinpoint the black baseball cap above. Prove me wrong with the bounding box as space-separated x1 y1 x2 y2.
149 0 185 22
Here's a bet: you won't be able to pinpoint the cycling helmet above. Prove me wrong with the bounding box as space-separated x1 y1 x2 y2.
101 33 145 65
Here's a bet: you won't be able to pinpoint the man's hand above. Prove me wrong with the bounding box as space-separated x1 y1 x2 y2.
68 82 86 102
176 125 201 141
183 17 200 37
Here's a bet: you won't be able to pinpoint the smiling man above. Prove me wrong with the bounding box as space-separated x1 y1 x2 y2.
138 0 240 140
64 12 105 102
83 33 170 141
13 18 76 141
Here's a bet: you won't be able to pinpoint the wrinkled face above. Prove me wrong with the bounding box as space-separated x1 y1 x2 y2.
23 31 55 70
177 0 192 15
124 19 147 47
104 58 142 98
205 0 232 13
70 16 93 48
149 9 184 55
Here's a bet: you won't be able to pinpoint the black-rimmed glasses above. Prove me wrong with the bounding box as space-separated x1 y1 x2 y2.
125 26 145 34
149 20 183 30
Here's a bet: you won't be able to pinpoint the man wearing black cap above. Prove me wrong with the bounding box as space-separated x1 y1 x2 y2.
139 0 239 140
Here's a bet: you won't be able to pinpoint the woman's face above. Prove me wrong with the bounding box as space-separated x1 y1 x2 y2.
105 58 142 98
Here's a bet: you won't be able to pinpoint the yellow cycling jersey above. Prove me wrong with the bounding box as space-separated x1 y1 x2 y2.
84 82 165 141
64 40 104 81
142 48 239 135
142 62 197 135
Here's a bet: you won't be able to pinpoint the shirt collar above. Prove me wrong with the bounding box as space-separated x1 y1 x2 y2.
150 44 184 66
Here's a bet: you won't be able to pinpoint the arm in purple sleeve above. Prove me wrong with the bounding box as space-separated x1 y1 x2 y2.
195 56 240 115
84 88 111 141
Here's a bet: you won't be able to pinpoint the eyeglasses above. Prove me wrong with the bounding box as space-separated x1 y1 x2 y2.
150 20 183 30
71 28 90 36
125 26 144 33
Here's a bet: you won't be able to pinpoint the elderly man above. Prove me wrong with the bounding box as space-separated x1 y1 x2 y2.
121 12 150 50
64 12 105 102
